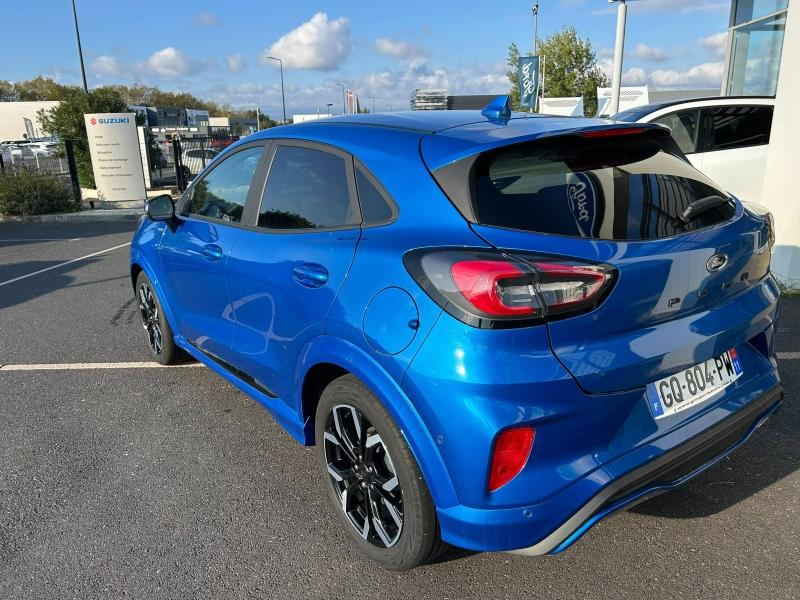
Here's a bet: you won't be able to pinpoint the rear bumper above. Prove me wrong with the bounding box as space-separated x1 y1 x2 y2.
435 381 783 553
513 384 783 555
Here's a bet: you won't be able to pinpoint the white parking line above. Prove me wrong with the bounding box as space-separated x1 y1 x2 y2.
0 241 131 288
777 352 800 360
0 238 82 242
0 362 205 371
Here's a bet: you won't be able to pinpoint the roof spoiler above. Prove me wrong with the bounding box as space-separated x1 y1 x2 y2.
481 95 512 121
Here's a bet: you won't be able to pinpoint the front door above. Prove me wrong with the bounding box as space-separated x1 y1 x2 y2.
158 144 266 361
226 142 362 401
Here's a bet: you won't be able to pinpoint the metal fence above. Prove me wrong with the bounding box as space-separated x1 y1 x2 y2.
0 140 81 204
144 135 239 192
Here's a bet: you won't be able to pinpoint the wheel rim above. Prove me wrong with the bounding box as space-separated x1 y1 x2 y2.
324 404 403 548
138 282 163 356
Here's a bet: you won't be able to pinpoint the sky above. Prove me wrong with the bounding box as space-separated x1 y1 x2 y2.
2 0 733 116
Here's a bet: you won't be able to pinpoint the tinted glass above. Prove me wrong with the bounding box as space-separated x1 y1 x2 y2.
186 146 262 223
728 14 785 95
653 110 699 154
355 167 395 223
469 134 733 240
707 105 773 150
258 146 358 229
734 0 787 25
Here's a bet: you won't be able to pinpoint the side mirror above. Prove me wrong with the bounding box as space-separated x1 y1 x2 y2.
145 194 175 221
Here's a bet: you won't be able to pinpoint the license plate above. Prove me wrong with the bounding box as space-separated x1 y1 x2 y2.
646 349 743 419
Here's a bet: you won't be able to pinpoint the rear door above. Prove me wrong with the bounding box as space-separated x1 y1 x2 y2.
431 129 774 393
696 104 772 203
225 141 362 401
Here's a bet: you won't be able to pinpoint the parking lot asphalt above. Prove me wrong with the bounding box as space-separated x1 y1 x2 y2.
1 221 798 600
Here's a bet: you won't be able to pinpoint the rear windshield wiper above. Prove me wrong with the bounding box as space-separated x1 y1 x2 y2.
680 195 730 223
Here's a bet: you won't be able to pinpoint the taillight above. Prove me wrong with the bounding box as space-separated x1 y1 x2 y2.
403 248 615 328
488 427 535 492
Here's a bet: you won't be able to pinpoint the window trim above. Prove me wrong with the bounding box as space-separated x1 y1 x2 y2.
176 140 270 229
699 104 774 153
651 109 701 156
249 139 362 234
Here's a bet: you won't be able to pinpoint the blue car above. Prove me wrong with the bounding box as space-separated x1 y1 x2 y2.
131 97 782 570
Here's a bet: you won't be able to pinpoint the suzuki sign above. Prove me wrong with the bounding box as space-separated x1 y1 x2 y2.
84 112 146 202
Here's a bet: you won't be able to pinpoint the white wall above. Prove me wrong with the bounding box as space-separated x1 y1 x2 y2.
761 1 800 286
0 101 60 140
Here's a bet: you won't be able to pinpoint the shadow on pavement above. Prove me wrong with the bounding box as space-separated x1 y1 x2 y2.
0 258 101 310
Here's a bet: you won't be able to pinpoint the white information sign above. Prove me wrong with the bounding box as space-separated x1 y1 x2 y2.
84 113 146 201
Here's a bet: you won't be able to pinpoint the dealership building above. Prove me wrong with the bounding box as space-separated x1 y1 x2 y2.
720 0 799 285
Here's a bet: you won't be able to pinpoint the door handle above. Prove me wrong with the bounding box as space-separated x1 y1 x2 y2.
292 263 328 288
201 244 223 262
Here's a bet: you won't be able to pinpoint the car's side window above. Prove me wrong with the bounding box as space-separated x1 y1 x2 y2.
705 105 773 151
184 146 263 224
653 109 699 155
257 145 359 230
355 166 396 224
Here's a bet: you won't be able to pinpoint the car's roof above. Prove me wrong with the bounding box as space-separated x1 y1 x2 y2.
613 95 775 122
244 110 663 170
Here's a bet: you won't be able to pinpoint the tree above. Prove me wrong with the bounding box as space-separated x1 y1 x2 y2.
13 76 71 101
0 80 19 102
507 26 609 116
506 42 522 110
37 86 128 188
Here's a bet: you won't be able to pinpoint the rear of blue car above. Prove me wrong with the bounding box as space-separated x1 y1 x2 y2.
397 122 782 554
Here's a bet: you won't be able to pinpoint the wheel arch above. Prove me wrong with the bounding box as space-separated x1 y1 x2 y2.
295 335 459 508
129 249 180 338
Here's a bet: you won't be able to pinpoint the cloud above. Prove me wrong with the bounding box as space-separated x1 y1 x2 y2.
259 12 351 71
599 56 723 89
374 38 427 62
141 47 206 80
649 61 724 87
227 53 246 73
193 12 221 27
630 43 668 62
699 32 728 58
90 55 124 78
200 61 509 115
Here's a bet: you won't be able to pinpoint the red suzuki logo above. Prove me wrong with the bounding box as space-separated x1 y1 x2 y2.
90 117 97 125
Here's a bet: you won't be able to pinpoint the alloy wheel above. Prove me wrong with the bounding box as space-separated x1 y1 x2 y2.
138 282 163 355
324 403 404 548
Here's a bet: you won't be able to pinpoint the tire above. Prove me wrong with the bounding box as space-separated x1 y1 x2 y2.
315 374 447 570
135 271 184 365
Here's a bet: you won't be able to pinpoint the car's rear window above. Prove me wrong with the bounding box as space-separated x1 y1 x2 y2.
466 134 735 240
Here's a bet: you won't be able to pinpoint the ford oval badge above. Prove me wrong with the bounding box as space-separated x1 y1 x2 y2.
706 253 728 272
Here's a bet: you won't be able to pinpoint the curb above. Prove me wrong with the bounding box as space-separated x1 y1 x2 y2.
0 210 143 224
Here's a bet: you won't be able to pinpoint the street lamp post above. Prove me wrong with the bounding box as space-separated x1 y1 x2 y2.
326 103 333 116
335 83 346 115
71 0 88 93
265 56 287 123
609 0 628 115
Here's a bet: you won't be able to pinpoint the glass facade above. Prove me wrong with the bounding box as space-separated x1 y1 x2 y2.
727 0 789 96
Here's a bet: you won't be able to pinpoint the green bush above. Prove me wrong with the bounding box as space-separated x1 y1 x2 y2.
0 168 76 216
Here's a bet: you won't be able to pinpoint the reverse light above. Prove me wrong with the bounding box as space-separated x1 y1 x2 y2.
488 427 535 492
450 260 539 317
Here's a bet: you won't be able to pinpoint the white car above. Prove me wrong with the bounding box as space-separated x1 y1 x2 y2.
180 148 220 178
613 96 774 204
26 142 58 157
